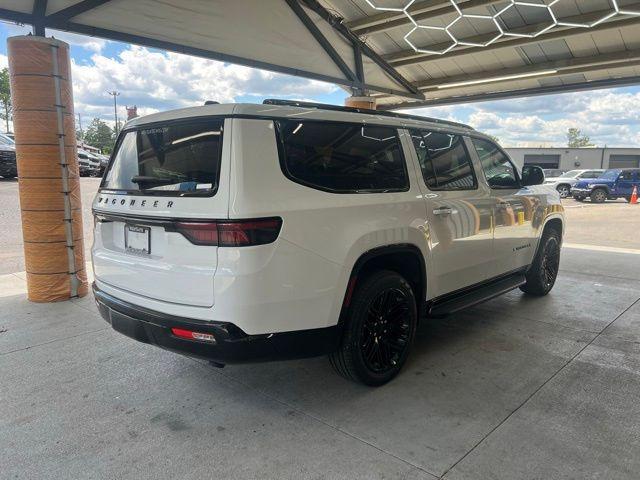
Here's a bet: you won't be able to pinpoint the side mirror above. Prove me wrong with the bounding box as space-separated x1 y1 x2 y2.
522 165 544 186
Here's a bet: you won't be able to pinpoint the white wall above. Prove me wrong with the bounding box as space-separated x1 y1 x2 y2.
504 147 640 170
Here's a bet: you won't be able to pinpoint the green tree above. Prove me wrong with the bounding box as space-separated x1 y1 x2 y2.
0 68 12 133
83 117 115 152
566 128 595 148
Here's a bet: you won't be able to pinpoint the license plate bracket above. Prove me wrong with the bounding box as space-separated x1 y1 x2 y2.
125 224 150 255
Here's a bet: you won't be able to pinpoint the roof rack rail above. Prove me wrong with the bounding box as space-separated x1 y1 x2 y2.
262 99 473 130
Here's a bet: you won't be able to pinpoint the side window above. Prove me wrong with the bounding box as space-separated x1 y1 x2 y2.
409 129 477 190
276 121 408 193
620 171 634 180
471 138 520 189
581 171 598 179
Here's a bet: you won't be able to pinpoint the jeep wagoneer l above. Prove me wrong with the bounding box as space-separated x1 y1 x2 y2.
92 100 564 385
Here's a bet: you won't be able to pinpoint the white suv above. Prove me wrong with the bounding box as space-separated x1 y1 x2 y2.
543 169 604 198
92 100 564 385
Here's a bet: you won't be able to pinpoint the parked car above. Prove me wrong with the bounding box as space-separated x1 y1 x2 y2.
0 132 17 179
78 149 101 176
543 169 604 198
97 154 110 175
542 168 566 179
92 100 564 386
571 168 640 203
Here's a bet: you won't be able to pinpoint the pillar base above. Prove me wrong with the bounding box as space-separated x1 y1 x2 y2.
345 96 376 110
8 35 87 302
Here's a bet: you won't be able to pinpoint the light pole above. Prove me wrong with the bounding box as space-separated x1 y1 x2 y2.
77 112 83 143
107 90 120 135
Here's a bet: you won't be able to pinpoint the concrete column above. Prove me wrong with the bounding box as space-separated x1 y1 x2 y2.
8 36 87 302
345 95 377 110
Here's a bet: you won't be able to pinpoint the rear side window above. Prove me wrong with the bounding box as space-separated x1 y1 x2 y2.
471 138 520 189
276 120 408 193
409 129 477 190
102 120 224 195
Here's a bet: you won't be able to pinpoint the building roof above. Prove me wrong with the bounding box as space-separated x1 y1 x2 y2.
2 0 639 109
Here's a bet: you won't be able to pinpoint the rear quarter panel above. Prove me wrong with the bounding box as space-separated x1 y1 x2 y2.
225 119 430 332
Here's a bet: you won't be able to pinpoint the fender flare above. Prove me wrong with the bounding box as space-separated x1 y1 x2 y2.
588 184 611 195
528 213 564 265
340 243 427 318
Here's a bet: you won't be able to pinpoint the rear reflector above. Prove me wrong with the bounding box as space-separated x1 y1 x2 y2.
175 217 282 247
171 327 216 343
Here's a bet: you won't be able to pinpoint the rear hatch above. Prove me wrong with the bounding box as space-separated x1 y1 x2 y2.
92 117 229 307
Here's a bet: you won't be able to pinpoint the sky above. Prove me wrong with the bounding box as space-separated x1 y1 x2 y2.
1 22 639 148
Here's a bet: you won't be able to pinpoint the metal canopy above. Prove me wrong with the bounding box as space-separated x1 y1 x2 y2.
2 0 640 109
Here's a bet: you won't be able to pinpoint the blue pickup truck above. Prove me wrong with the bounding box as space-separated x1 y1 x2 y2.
571 168 640 203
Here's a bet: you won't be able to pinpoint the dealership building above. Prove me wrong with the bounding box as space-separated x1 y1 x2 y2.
505 147 640 171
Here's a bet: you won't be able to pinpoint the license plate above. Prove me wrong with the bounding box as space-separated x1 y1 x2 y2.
125 224 150 255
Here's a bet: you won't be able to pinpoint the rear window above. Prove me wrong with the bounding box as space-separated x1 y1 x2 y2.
409 129 477 190
275 120 408 193
102 120 224 195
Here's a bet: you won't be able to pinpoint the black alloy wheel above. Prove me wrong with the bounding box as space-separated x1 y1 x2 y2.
540 237 560 290
520 229 561 296
330 270 417 386
360 287 411 374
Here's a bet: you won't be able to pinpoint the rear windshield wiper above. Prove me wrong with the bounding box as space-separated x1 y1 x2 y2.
131 175 185 187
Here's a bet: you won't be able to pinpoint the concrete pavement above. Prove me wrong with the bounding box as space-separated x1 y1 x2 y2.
1 247 639 479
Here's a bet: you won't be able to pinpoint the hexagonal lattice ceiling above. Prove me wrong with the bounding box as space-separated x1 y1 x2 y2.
365 0 640 56
1 0 639 108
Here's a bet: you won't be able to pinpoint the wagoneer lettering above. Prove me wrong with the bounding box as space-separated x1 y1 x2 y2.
92 100 564 385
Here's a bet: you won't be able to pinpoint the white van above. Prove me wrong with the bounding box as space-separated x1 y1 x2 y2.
92 100 564 385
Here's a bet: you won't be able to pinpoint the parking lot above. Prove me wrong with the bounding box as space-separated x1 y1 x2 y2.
2 178 640 479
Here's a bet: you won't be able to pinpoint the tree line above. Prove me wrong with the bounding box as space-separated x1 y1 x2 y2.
77 118 121 154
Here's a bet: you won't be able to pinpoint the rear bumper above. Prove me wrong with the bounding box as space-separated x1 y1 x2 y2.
93 283 340 364
0 162 17 177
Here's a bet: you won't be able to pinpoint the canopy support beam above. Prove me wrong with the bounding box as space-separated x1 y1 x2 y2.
46 0 113 23
32 0 47 36
384 76 640 110
300 0 422 97
284 0 359 86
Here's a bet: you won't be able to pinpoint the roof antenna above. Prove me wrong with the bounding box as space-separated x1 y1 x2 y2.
204 100 219 105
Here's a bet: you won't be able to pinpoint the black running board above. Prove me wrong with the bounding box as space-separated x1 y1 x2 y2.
428 272 526 317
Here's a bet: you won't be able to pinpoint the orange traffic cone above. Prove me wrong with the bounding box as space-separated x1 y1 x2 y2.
631 186 638 205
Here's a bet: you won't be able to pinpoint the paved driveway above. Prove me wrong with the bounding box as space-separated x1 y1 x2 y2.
1 246 639 479
2 177 640 478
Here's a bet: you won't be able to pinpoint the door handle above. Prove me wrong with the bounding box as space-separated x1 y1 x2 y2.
433 207 454 216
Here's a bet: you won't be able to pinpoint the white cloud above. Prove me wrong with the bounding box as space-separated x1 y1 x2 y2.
407 89 640 147
71 45 340 124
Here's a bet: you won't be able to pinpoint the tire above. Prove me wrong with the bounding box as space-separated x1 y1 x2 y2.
329 270 417 386
590 188 607 203
520 228 561 296
556 184 570 198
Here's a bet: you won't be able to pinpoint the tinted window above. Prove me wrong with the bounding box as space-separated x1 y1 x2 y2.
579 171 601 179
620 170 635 180
276 121 407 193
409 130 476 190
102 120 223 195
472 138 519 189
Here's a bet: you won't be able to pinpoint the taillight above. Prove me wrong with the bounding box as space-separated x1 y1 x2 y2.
174 217 282 247
171 327 216 343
